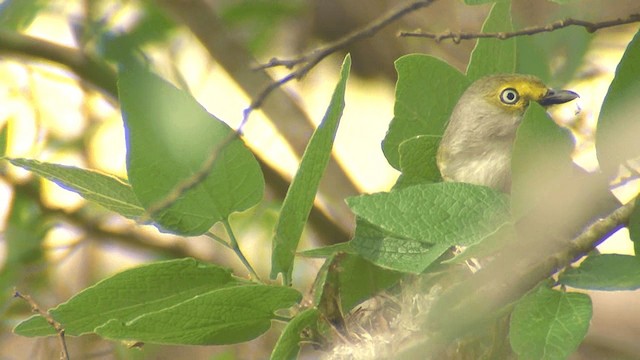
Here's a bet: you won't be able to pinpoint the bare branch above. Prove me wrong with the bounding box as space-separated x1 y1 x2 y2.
400 13 640 43
14 290 70 360
249 0 437 116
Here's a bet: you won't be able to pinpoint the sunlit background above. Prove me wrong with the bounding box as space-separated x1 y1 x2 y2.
0 0 639 358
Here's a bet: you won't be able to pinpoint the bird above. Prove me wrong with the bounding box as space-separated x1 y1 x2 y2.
436 74 579 192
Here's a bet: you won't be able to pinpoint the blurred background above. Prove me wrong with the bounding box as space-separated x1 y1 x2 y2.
0 0 639 358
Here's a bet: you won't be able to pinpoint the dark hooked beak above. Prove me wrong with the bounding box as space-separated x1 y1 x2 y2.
538 89 579 106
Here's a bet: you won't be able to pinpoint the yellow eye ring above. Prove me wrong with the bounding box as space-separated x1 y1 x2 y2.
500 88 519 105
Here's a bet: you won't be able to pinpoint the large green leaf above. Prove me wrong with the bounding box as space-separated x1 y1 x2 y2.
382 55 468 169
511 103 617 235
0 191 48 295
95 285 300 345
0 0 47 30
630 198 640 255
119 63 264 235
595 29 640 179
270 308 319 360
347 182 510 246
466 1 515 81
510 285 592 360
7 158 143 219
270 55 351 284
351 218 451 274
510 104 574 219
311 251 402 312
395 135 442 189
516 25 591 86
14 258 238 337
559 254 640 291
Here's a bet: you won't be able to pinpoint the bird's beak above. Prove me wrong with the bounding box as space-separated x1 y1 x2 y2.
538 89 579 106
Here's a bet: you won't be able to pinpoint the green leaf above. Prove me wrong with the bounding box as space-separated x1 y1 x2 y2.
119 63 264 235
270 55 351 284
298 242 355 258
0 122 7 157
559 254 640 291
516 25 591 86
270 308 319 360
351 218 451 273
630 198 640 255
395 135 441 188
95 285 301 345
510 285 592 360
14 258 238 337
347 182 511 246
7 158 144 219
0 0 47 31
382 55 468 169
336 254 403 311
0 191 48 294
444 223 515 265
595 29 640 178
101 5 175 62
313 252 402 312
511 104 574 219
466 1 515 81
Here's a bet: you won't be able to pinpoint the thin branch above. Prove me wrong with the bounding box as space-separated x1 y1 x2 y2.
566 199 636 259
14 290 70 360
248 0 437 117
400 13 640 43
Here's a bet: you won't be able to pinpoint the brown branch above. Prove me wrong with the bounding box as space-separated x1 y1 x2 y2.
14 290 70 360
249 0 437 115
399 13 640 43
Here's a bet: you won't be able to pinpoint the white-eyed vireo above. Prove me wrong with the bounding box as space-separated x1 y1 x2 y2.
437 74 579 192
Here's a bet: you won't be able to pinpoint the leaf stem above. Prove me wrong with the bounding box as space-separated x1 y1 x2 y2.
205 230 232 249
272 315 292 323
222 219 262 282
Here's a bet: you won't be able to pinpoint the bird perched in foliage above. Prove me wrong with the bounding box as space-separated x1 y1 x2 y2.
437 74 579 192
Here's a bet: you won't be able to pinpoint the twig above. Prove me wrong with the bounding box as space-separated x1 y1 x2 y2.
14 290 70 360
247 0 437 119
400 13 640 43
566 198 636 259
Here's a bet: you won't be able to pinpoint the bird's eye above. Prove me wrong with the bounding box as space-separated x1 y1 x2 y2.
500 88 519 105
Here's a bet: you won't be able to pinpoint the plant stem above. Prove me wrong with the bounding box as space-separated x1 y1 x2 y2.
222 219 262 282
205 230 232 249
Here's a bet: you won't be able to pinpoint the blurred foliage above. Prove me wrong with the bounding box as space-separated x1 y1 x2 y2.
0 0 639 359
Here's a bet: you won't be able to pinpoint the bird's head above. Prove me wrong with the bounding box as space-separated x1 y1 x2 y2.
475 74 579 115
437 74 579 191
